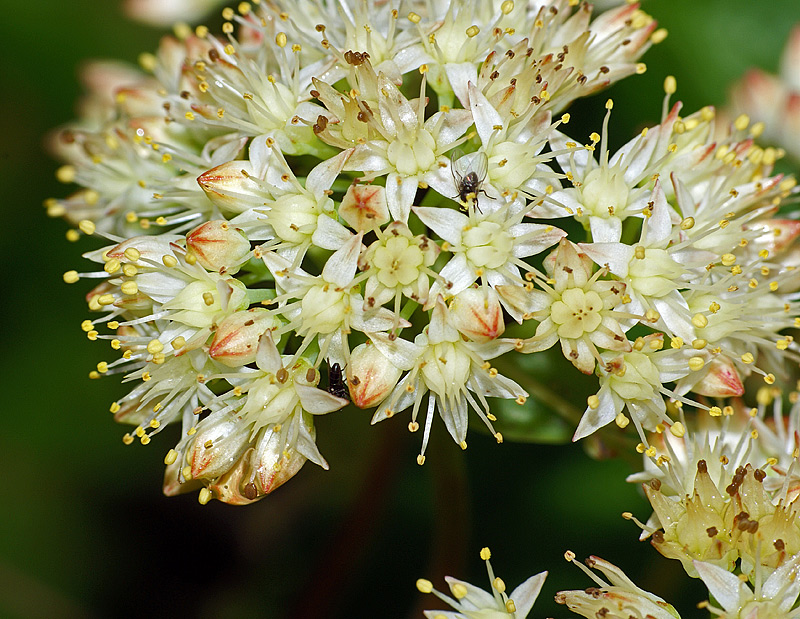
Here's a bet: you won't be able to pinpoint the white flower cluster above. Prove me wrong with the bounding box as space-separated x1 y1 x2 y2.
53 0 799 519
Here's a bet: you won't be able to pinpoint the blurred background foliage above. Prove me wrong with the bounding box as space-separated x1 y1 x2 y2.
2 0 799 617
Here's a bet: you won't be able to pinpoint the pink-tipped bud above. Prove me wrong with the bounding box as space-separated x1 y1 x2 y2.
187 413 250 481
197 161 258 214
692 357 745 397
347 342 402 409
186 220 251 273
449 287 505 341
746 219 800 255
209 308 278 367
339 184 390 232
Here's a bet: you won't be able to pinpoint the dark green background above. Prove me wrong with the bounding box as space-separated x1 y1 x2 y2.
2 1 799 617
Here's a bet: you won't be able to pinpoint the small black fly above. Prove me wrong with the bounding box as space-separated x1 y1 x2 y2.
327 363 349 400
451 148 489 213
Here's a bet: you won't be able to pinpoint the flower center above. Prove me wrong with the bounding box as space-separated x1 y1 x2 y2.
420 341 471 397
581 167 630 218
386 128 437 176
607 352 661 401
628 247 685 297
372 234 425 288
462 221 513 270
269 193 330 243
300 285 347 334
550 288 603 339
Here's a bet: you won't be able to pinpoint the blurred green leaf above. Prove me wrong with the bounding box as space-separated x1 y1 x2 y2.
492 395 572 444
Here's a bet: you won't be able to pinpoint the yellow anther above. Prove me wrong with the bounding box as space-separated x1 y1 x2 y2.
87 330 98 341
122 264 138 277
407 11 421 23
78 220 96 236
691 313 708 328
500 0 514 13
493 577 506 593
720 253 736 266
147 339 164 354
587 394 600 409
98 294 116 306
765 373 776 385
692 339 706 349
162 255 178 267
669 422 685 438
110 339 121 350
635 63 647 74
734 114 750 131
634 246 646 259
505 600 517 613
636 443 646 453
408 421 419 432
276 32 287 47
451 583 468 599
708 406 722 417
466 25 479 37
615 412 630 428
416 579 433 593
416 454 426 465
56 165 76 183
172 336 186 349
688 356 705 371
198 488 212 505
122 434 134 445
96 361 108 374
459 441 467 450
63 270 79 284
124 248 141 262
650 28 668 43
663 75 676 94
120 281 138 295
202 291 215 306
104 259 121 274
709 302 720 313
645 309 660 323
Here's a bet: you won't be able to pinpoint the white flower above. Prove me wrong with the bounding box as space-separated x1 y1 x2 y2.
501 238 631 373
262 233 402 367
573 334 694 442
556 553 680 619
166 332 348 503
415 197 566 317
370 297 526 463
417 547 546 619
325 61 474 223
695 553 800 619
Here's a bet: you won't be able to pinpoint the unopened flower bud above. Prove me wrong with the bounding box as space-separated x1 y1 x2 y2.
745 219 800 255
339 184 389 232
105 234 182 264
347 342 402 408
691 356 745 397
186 220 251 272
197 160 258 214
209 308 279 367
449 287 505 341
187 412 250 480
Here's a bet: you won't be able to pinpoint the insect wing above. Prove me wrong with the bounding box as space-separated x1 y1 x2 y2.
451 150 488 189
